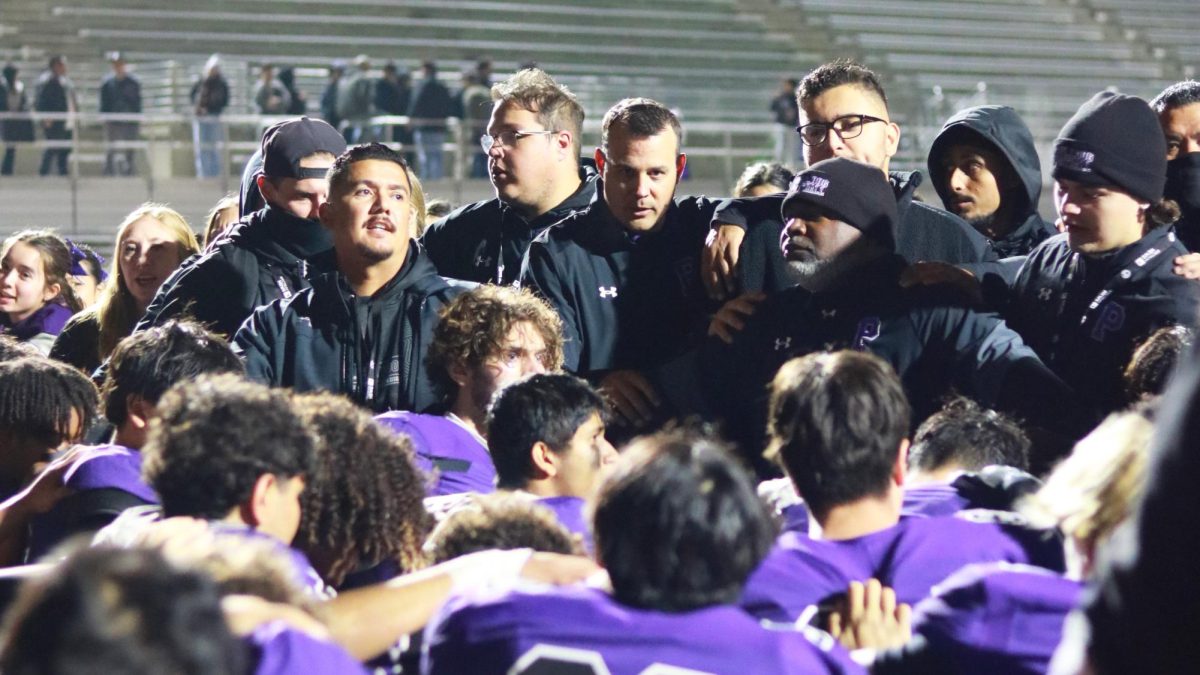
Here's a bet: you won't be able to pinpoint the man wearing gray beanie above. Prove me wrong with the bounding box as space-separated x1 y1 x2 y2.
697 157 1086 474
1006 91 1199 418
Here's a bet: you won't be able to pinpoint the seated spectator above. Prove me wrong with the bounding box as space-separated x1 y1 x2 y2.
862 405 1154 674
291 392 431 590
376 285 562 496
1124 324 1193 401
487 372 616 547
423 427 859 674
0 357 96 502
29 320 242 561
741 351 1030 623
52 205 199 375
0 230 82 355
65 242 106 309
426 492 579 563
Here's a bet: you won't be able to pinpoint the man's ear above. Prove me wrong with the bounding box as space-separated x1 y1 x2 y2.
884 121 901 160
893 438 910 486
246 473 279 528
448 363 470 389
594 148 606 174
675 153 687 182
256 174 272 200
125 395 154 430
530 441 558 478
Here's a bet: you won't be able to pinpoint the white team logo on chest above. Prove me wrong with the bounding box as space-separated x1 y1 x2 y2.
774 336 792 351
598 286 618 298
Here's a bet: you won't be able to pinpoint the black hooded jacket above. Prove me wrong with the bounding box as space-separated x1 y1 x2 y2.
233 245 465 413
927 105 1056 260
134 204 335 339
715 170 996 294
421 167 598 285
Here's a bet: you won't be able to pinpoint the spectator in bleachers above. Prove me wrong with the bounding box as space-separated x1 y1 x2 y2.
234 143 464 413
0 230 82 355
421 68 592 286
31 320 243 561
52 204 199 375
99 52 141 177
320 60 345 132
337 55 375 144
1005 91 1199 421
520 98 721 436
487 372 616 548
702 60 995 300
34 55 76 177
374 60 409 145
1151 79 1200 252
927 105 1055 259
375 285 562 497
458 71 491 178
740 351 1032 623
408 60 455 181
277 66 307 116
423 427 860 674
733 161 793 198
253 63 291 116
134 117 345 339
770 77 801 166
191 54 229 179
202 193 239 249
65 242 106 309
1 64 34 176
474 58 493 89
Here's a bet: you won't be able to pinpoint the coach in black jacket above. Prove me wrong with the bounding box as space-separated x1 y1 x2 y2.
235 144 464 413
521 99 718 430
135 117 346 339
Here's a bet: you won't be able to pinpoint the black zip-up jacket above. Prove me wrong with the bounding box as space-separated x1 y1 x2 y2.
927 105 1056 260
716 170 997 294
421 167 598 285
690 254 1076 473
134 205 335 339
1006 228 1199 416
233 246 465 413
520 190 720 375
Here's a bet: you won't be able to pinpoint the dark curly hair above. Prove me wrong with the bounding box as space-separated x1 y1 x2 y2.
425 285 563 404
0 546 244 675
426 492 579 564
908 396 1030 473
101 319 243 427
1125 325 1194 402
0 356 97 450
291 392 432 586
142 374 315 520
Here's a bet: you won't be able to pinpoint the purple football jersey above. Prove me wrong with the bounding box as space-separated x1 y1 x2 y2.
62 443 157 502
910 562 1082 674
208 524 334 600
535 496 592 554
247 620 368 674
423 584 864 675
375 411 495 496
741 516 1029 622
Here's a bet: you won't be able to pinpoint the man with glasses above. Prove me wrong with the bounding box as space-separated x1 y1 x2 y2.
701 60 995 300
421 68 594 286
520 98 720 437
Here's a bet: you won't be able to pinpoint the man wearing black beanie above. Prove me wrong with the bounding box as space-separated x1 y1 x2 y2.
695 157 1086 474
1005 91 1199 418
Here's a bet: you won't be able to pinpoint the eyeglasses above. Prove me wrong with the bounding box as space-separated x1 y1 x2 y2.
795 114 887 147
480 129 555 153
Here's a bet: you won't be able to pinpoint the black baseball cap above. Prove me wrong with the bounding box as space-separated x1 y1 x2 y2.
260 117 346 180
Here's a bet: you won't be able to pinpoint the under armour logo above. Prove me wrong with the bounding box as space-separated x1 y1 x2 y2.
774 337 792 351
1055 145 1095 173
799 174 830 196
598 286 618 298
1037 288 1053 302
474 254 493 268
821 308 837 319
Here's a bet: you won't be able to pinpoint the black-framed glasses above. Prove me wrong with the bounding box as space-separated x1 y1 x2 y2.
480 129 555 153
795 114 887 147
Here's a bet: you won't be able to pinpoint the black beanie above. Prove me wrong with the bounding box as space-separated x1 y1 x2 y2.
781 157 897 252
1053 92 1167 204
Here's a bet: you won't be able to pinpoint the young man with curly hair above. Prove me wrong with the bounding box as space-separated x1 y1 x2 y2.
375 284 563 496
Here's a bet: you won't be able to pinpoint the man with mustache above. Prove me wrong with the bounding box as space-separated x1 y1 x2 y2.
235 143 463 413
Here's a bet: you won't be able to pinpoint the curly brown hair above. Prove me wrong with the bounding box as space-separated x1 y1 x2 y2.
426 492 580 564
425 285 564 405
291 392 433 587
